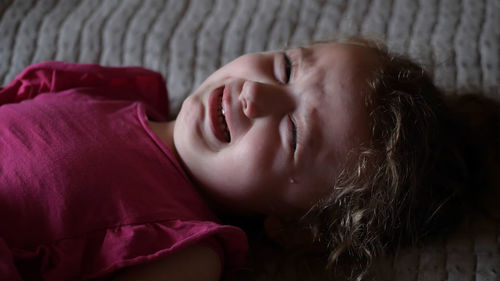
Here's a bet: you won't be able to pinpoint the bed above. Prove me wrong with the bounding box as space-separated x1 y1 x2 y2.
0 0 498 280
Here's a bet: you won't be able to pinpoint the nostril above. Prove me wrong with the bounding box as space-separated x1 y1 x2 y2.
242 100 257 118
242 98 247 110
240 81 260 118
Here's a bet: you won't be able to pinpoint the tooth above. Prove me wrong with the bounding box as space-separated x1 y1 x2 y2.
221 108 225 116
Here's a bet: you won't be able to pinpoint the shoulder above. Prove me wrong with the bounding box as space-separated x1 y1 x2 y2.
112 244 221 281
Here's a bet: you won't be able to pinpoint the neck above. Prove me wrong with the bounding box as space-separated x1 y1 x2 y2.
147 120 179 160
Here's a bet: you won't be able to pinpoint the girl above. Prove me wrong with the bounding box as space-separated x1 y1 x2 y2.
0 38 495 280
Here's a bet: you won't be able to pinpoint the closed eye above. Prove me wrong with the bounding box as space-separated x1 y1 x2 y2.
283 52 292 84
288 115 297 154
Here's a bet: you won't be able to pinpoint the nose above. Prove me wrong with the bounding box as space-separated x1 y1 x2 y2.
239 81 295 119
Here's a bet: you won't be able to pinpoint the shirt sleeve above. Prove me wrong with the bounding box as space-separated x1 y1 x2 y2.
0 61 169 116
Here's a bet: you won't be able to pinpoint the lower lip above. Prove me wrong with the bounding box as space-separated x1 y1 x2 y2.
208 86 227 143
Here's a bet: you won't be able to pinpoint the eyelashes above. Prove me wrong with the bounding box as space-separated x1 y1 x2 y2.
277 51 298 157
283 52 297 156
289 114 298 153
283 52 292 84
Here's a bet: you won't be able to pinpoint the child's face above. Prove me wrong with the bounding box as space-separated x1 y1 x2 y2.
174 43 378 216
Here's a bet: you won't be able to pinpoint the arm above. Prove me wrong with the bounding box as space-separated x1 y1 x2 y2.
112 244 222 281
0 61 168 116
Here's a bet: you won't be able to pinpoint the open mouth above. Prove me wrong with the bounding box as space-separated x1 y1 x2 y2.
209 86 231 143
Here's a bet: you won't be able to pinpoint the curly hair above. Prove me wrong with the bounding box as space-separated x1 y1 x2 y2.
302 38 475 280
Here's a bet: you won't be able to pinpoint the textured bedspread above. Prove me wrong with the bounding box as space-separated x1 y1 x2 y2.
0 0 498 280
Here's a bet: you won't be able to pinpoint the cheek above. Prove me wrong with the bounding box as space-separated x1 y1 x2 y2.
213 54 271 81
227 142 272 179
175 98 204 146
199 149 272 205
205 55 253 80
177 96 200 124
235 134 289 186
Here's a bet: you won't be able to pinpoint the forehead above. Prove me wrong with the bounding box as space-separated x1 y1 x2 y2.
293 43 376 198
292 43 377 117
298 42 377 84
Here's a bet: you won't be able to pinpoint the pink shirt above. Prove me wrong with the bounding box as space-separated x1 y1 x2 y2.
0 62 248 280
